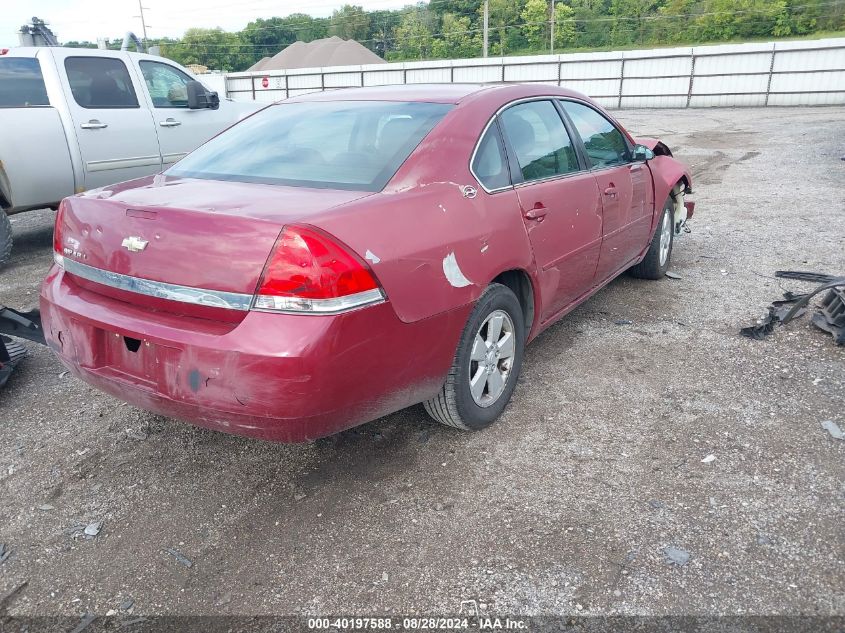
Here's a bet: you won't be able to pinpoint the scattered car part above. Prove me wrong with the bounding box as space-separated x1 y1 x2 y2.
811 286 845 345
741 272 845 343
0 306 45 388
774 270 838 284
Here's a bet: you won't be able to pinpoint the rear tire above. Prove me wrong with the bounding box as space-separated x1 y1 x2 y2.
630 196 674 280
424 283 525 431
0 212 12 269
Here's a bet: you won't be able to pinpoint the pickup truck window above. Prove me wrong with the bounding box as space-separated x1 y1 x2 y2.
64 57 139 109
0 58 49 107
140 61 191 108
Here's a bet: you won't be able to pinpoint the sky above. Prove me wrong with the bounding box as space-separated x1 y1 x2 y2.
1 0 414 48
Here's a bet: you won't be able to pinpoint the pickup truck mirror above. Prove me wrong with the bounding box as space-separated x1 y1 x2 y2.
632 144 655 161
186 80 220 110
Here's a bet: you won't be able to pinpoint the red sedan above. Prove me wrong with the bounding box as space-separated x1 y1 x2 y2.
41 84 694 442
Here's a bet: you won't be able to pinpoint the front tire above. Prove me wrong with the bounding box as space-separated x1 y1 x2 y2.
0 212 12 269
424 283 525 431
630 196 674 280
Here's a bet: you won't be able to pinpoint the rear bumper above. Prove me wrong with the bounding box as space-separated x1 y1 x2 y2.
40 266 467 442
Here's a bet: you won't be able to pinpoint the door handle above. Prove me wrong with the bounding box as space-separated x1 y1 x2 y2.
80 120 108 129
523 202 547 222
603 186 618 197
159 118 182 127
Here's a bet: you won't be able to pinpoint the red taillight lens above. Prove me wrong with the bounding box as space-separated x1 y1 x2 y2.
53 200 67 266
253 225 383 313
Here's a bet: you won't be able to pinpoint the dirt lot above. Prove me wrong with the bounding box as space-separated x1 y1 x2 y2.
1 107 843 621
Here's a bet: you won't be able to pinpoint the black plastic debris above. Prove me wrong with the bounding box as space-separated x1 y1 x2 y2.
774 270 838 284
740 302 806 340
0 306 46 389
0 336 26 388
164 547 194 568
742 271 845 344
812 286 845 345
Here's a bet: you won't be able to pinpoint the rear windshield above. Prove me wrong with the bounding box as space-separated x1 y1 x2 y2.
0 58 50 107
167 100 453 192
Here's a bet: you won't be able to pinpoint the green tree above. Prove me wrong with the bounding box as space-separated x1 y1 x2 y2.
392 5 435 60
480 0 523 55
554 4 577 48
161 28 245 72
432 13 479 59
330 5 370 42
521 0 549 50
367 9 402 57
569 0 612 48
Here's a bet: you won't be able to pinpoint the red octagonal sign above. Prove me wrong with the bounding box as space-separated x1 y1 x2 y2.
261 76 269 89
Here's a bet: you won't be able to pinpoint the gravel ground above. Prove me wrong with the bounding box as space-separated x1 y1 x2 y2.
0 107 843 620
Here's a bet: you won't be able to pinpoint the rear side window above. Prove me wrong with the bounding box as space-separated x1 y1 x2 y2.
471 121 511 191
140 61 192 108
0 58 49 107
560 100 630 168
64 57 139 108
500 100 579 183
167 101 453 192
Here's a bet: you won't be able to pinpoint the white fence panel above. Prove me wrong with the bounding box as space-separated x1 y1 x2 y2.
453 65 502 82
363 70 404 86
223 37 845 108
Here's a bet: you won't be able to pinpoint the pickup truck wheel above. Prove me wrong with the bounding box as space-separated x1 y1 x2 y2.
424 283 525 431
0 212 12 269
630 197 674 280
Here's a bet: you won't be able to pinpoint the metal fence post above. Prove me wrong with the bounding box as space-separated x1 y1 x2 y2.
686 51 696 108
618 56 625 109
765 43 777 106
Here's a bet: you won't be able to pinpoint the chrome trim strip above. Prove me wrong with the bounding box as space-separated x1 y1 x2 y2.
60 255 253 311
86 155 162 172
251 288 385 315
162 152 188 165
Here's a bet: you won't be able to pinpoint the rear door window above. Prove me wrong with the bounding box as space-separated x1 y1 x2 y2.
500 100 580 183
0 58 50 107
471 121 511 191
64 57 139 108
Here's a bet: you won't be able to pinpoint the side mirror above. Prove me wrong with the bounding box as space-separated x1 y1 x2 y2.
633 144 655 161
186 80 220 110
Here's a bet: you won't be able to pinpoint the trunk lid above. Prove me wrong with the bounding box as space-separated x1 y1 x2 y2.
59 175 373 312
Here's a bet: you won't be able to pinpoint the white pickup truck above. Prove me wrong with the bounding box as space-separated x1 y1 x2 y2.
0 46 263 267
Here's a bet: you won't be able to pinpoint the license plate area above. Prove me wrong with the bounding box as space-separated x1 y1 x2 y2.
87 328 179 391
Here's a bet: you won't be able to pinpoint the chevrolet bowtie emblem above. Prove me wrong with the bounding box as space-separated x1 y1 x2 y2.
121 236 149 252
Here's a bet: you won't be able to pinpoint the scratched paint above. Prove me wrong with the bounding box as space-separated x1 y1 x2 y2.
442 252 472 288
365 249 381 264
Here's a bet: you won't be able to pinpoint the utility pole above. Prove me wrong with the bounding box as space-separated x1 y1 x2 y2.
550 0 555 54
136 0 149 42
483 0 489 58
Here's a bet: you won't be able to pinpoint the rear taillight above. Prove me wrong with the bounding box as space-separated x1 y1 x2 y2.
53 200 67 267
252 225 383 314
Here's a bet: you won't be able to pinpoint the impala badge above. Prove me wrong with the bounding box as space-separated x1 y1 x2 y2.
121 236 149 252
